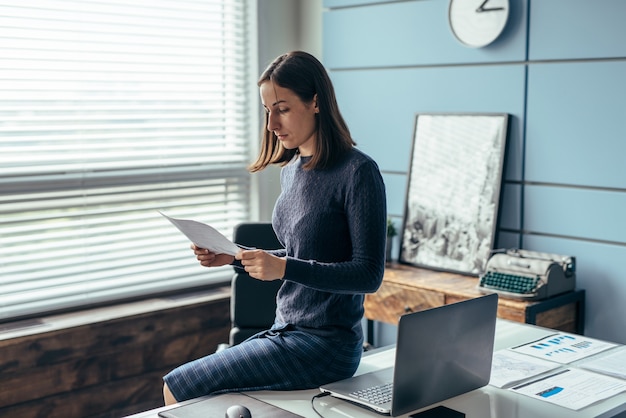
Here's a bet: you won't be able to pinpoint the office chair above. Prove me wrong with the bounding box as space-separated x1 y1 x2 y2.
226 222 283 348
217 221 375 352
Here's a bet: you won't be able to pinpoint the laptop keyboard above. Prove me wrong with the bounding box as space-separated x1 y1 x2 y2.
351 382 393 406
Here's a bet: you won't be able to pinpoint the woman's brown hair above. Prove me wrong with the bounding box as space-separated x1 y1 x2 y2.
249 51 355 172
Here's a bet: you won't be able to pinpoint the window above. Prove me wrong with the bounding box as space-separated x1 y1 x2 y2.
0 0 253 322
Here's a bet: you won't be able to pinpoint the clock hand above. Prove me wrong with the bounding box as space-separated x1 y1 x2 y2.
476 0 504 12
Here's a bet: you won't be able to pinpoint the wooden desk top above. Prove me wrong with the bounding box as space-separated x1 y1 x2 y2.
381 263 541 310
366 263 584 332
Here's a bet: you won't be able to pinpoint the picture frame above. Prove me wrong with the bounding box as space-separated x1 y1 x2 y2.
399 113 509 275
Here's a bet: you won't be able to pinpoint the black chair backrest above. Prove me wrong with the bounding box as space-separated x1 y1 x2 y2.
233 222 282 250
230 222 283 345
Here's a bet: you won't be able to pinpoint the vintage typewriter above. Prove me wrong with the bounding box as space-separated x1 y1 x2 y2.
478 249 576 300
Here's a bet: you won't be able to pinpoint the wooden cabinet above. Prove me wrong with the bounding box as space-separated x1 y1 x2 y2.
365 264 585 339
0 288 231 418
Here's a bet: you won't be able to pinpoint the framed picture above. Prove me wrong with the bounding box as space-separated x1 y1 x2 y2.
399 113 509 275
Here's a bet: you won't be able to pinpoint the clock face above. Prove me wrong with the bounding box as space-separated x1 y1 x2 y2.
449 0 510 48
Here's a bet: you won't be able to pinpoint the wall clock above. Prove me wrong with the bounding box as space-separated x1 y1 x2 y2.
449 0 510 48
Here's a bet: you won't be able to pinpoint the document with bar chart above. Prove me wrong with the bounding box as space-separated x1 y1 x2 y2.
511 333 618 364
510 368 626 410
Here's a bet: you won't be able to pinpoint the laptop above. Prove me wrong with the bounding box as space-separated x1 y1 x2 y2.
320 293 498 416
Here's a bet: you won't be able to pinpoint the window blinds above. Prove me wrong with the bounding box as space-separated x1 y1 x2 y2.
0 0 252 321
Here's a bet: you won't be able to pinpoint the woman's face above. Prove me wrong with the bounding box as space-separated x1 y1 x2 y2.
259 81 318 156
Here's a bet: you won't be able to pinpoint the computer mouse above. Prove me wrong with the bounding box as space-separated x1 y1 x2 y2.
225 404 252 418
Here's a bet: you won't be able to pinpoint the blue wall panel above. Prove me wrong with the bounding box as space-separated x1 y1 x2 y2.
330 65 527 180
382 172 406 217
499 183 521 231
323 0 527 69
525 61 626 188
529 0 626 60
497 231 521 250
523 235 626 344
381 172 406 264
524 185 626 244
324 0 626 344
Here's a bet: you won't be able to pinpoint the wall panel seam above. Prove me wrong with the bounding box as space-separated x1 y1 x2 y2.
327 57 626 73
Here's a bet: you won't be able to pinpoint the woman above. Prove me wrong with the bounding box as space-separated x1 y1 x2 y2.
163 51 387 404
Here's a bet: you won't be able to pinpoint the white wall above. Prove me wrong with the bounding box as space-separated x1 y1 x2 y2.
255 0 323 221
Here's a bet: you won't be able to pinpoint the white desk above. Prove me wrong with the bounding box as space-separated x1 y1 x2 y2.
128 320 626 418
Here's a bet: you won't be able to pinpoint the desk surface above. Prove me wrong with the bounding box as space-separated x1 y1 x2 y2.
128 320 626 418
367 264 585 334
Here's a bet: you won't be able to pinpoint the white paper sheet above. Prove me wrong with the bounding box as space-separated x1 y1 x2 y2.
578 346 626 380
509 368 626 410
159 211 240 256
511 332 618 364
490 349 561 388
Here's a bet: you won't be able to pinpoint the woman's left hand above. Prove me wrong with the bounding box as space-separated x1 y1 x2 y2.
236 249 286 281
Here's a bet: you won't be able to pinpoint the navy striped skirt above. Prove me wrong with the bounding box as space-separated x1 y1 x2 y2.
163 327 363 402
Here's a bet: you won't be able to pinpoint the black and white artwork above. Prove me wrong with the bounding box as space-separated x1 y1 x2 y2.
399 113 509 275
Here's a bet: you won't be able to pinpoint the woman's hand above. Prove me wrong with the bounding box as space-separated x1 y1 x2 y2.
236 249 286 281
191 244 234 267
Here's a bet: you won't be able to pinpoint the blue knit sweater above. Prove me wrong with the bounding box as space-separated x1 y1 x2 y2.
270 148 387 343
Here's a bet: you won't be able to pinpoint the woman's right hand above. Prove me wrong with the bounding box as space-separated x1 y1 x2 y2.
191 244 234 267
